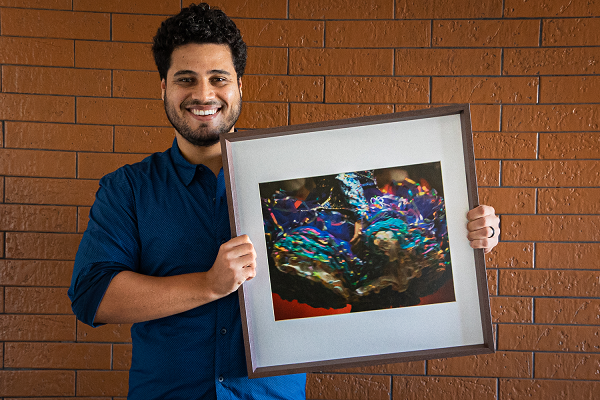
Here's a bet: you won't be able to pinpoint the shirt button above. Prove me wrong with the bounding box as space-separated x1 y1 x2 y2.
213 197 216 202
220 328 227 335
218 376 224 383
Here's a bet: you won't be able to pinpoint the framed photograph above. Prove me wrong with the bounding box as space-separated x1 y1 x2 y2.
221 104 493 378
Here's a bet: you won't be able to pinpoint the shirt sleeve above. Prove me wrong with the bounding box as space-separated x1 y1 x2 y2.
68 168 141 327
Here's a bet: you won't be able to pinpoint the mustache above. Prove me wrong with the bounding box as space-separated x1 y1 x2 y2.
181 100 222 108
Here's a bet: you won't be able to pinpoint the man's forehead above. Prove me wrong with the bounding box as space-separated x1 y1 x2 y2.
169 43 235 72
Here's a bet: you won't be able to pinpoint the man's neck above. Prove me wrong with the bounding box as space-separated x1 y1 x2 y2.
175 133 223 177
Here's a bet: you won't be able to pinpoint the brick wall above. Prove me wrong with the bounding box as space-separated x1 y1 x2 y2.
1 0 599 398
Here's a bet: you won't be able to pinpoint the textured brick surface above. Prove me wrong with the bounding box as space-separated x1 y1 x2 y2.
504 0 600 17
0 149 76 178
503 105 600 132
306 374 391 400
540 76 600 103
5 232 82 260
0 371 75 397
333 361 425 375
503 161 600 187
491 297 533 323
327 20 429 47
113 344 133 370
77 98 169 126
397 0 502 18
0 260 73 287
244 75 324 102
535 298 600 324
470 105 501 132
0 315 75 341
207 0 287 18
0 204 76 232
5 122 113 152
2 66 111 96
501 379 600 400
0 37 73 66
290 104 394 125
535 353 600 380
74 0 180 14
77 321 132 343
290 0 392 19
502 215 600 241
326 77 428 104
245 48 288 75
236 102 288 129
0 0 71 8
395 49 501 76
75 41 154 70
114 127 175 153
393 376 497 400
479 188 536 214
78 153 148 179
538 188 600 214
485 242 534 269
5 177 99 206
539 132 600 159
536 243 600 269
433 19 539 47
543 18 600 46
473 132 537 159
432 77 538 104
5 343 111 369
429 352 532 378
5 287 71 314
111 14 167 43
1 8 110 40
0 93 74 123
235 19 323 47
499 269 600 297
475 160 500 186
77 371 129 397
505 48 600 75
113 70 161 99
499 324 600 352
291 48 393 76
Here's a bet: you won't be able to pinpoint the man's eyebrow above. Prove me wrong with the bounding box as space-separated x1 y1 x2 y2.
172 69 232 77
173 70 197 77
208 69 232 75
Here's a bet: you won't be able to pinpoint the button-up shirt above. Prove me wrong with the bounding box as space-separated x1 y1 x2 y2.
68 139 306 399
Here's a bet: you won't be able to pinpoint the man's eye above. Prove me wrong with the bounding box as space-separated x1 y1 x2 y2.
178 77 193 83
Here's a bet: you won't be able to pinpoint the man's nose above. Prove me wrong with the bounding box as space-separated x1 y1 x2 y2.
191 81 215 102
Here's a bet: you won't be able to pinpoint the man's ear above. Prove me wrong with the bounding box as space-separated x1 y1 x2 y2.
160 79 166 100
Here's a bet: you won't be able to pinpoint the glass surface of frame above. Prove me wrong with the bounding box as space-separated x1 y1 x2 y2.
221 105 493 378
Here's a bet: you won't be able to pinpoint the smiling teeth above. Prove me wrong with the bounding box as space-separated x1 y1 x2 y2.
191 109 217 116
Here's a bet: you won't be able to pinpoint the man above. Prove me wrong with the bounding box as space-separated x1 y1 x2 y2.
68 3 500 399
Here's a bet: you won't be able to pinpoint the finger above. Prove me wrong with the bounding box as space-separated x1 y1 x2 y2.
469 237 498 251
467 215 500 232
466 205 496 221
467 226 496 240
221 242 256 260
221 234 252 248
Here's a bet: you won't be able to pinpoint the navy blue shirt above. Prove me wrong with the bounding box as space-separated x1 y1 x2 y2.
68 139 306 399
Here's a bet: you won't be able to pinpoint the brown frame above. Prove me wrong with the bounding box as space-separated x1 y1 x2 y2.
221 104 494 378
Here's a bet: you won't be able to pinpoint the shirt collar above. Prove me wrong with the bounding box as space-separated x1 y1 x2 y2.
170 138 202 186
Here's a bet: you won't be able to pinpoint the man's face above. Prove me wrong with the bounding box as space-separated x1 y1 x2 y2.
161 43 242 147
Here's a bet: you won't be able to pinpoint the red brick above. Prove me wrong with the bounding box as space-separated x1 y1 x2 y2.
290 0 392 19
502 215 600 242
475 160 500 186
0 315 75 341
290 104 394 125
77 371 129 397
74 0 180 14
540 76 600 103
234 19 323 47
244 75 323 102
0 204 76 232
236 102 288 129
535 298 600 324
0 371 75 397
479 188 535 214
0 233 4 258
78 153 148 179
205 0 287 18
5 287 71 314
0 37 73 66
504 0 600 17
498 324 600 352
538 188 600 214
77 321 132 342
2 66 111 97
1 9 109 40
504 104 600 132
543 18 600 46
502 161 600 187
79 206 91 232
432 77 538 104
536 243 600 270
487 269 497 296
491 297 532 323
113 344 132 370
485 242 534 269
113 70 161 99
5 342 111 369
307 373 391 400
111 13 167 43
5 232 82 260
0 93 74 123
0 259 73 287
0 0 70 8
429 352 532 378
5 177 99 206
502 379 600 399
114 126 175 153
326 20 429 47
433 19 539 47
535 353 600 380
75 41 154 70
505 48 600 75
471 104 500 131
246 47 288 75
326 77 428 104
333 361 424 375
291 48 393 76
474 132 537 159
499 269 600 297
540 132 600 159
0 149 76 178
393 376 496 400
398 0 501 18
77 98 169 126
396 49 501 76
5 122 113 152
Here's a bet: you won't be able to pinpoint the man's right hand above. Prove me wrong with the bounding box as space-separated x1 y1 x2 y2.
207 235 257 297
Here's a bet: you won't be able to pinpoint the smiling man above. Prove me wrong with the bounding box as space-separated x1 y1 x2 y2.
68 3 499 400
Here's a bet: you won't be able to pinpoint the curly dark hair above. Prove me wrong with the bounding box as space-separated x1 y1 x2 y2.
152 3 247 81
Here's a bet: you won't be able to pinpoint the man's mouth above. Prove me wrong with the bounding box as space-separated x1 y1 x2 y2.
189 108 218 116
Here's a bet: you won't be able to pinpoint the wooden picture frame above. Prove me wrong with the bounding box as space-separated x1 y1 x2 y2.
221 104 494 378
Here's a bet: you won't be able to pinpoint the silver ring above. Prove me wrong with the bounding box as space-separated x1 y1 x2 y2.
488 226 495 238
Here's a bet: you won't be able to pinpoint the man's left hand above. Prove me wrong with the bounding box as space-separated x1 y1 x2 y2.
466 205 500 254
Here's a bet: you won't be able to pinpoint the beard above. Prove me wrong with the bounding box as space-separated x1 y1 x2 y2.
163 92 242 147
